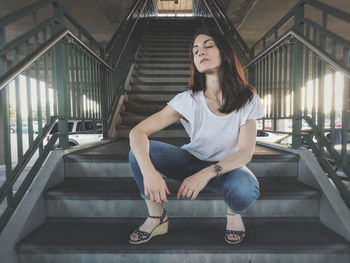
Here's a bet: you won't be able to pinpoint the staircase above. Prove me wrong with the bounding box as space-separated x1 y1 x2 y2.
15 18 350 263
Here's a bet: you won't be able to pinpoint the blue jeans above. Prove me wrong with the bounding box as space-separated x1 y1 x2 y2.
128 140 260 213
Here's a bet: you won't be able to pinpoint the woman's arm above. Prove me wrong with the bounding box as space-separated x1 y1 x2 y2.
129 105 183 203
203 119 257 179
177 120 258 200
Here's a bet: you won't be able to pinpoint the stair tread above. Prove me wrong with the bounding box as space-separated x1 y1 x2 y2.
64 139 299 163
45 177 320 199
16 218 349 254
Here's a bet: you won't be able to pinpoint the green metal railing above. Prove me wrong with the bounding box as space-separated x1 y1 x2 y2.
245 0 350 206
0 0 156 232
192 0 249 65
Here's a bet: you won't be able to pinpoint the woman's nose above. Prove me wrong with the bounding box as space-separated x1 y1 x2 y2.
198 48 206 56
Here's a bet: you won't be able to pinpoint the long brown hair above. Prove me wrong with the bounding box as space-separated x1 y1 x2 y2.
187 28 256 113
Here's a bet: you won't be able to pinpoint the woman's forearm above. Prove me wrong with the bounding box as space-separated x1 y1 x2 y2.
129 128 157 176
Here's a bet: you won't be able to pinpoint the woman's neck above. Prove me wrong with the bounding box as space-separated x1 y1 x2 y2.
204 72 223 103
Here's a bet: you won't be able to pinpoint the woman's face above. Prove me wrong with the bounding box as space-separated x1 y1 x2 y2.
192 34 221 74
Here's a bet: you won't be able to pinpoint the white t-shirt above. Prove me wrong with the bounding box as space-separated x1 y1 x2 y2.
166 89 265 162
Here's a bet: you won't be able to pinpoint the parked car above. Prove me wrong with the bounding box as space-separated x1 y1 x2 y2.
46 120 103 147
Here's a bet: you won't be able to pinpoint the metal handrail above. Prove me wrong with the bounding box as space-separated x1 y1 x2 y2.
0 29 113 91
250 0 350 54
105 0 143 53
202 0 249 62
245 30 350 79
110 0 149 68
0 0 56 27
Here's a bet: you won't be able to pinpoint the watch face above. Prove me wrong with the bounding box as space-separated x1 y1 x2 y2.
215 165 222 172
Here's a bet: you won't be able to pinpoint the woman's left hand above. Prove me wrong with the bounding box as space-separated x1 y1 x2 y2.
177 169 213 200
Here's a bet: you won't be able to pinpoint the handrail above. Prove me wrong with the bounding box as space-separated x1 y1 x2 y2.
0 0 56 27
0 29 113 91
105 0 143 53
250 0 350 54
250 0 302 51
110 0 149 68
202 0 249 62
208 0 249 52
0 0 103 57
305 0 350 23
63 10 104 51
245 30 350 79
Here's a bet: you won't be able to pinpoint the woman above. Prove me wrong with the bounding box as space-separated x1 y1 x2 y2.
128 28 264 245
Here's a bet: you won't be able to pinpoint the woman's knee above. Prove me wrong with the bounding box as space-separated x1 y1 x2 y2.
224 169 260 212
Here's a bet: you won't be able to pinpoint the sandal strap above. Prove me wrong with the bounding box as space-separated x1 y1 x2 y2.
131 229 151 241
148 209 167 224
225 229 246 238
226 212 240 216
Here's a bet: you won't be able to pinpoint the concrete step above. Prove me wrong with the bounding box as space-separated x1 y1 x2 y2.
137 51 189 57
136 57 190 63
44 177 320 217
16 217 350 263
137 54 189 59
139 47 189 52
141 39 191 45
131 74 189 83
129 84 187 92
134 68 189 75
123 101 168 113
140 43 190 48
126 90 179 102
63 139 300 178
135 62 190 68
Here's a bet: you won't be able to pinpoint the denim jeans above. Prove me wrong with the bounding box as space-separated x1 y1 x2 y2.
128 140 260 213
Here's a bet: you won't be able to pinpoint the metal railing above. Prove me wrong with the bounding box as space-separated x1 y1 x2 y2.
0 0 156 232
246 0 350 207
192 0 249 65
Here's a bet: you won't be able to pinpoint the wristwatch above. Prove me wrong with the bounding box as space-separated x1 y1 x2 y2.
213 164 223 177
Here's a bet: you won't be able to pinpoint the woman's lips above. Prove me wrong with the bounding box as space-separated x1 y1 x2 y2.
200 58 209 64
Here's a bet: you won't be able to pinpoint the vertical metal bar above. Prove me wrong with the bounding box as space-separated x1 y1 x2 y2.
82 52 88 119
42 28 50 124
77 48 82 118
341 48 349 168
53 3 69 149
304 46 309 118
101 66 108 139
84 53 89 119
278 46 283 120
86 55 91 119
71 45 77 118
329 40 337 146
24 41 34 149
0 27 14 210
13 48 23 162
0 27 6 166
283 44 288 118
51 47 58 117
96 63 101 120
66 41 72 119
291 2 304 148
33 29 43 155
92 59 97 120
273 49 278 131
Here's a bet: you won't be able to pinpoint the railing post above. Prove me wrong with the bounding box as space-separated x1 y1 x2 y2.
291 2 304 148
101 68 108 140
0 27 6 165
52 2 69 149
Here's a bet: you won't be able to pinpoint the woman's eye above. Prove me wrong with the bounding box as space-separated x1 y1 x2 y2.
206 46 213 48
194 50 198 55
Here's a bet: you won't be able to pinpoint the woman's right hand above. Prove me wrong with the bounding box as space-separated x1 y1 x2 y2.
143 170 171 203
